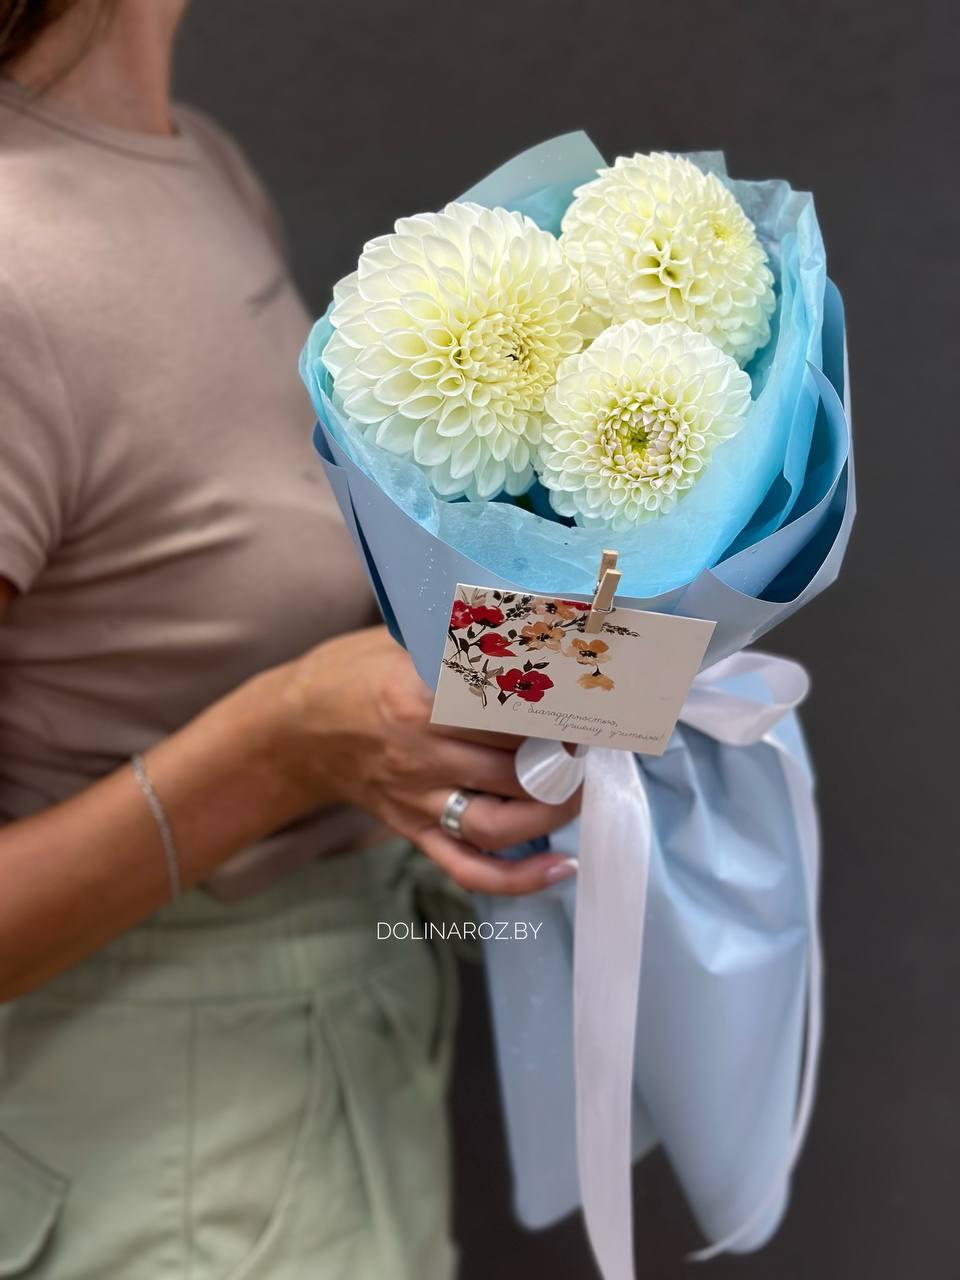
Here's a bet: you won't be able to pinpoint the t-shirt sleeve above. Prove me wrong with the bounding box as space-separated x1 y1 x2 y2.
0 272 82 593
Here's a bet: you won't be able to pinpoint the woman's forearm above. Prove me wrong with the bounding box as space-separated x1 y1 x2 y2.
0 622 582 1001
0 663 320 1000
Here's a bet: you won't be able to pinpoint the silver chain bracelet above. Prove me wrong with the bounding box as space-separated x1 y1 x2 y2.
131 754 182 899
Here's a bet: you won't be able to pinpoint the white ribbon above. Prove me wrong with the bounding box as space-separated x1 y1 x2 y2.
514 650 821 1278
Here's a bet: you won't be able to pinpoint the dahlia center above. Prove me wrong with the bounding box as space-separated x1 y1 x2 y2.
455 314 536 385
704 210 750 261
598 393 684 480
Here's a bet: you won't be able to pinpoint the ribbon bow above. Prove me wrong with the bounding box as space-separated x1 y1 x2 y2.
515 650 820 1280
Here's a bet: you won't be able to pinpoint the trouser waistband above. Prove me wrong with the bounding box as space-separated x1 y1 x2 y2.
25 840 434 1004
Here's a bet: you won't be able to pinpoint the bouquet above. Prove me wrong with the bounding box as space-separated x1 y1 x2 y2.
300 133 853 1277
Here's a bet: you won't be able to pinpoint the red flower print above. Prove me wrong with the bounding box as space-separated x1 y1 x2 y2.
450 600 506 629
450 600 474 630
470 604 505 627
496 668 554 703
559 600 591 612
477 633 516 657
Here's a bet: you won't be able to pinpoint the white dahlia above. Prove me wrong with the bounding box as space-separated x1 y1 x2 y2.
561 153 775 365
322 203 585 500
536 319 752 529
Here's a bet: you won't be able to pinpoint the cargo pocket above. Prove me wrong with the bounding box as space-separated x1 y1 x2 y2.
189 996 367 1280
370 936 458 1087
0 1131 68 1277
319 946 457 1280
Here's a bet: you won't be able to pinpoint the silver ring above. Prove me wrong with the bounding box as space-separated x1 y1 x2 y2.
440 789 475 841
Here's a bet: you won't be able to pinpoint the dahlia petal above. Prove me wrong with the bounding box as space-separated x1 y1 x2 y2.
355 346 399 378
321 331 354 379
342 386 389 424
381 330 430 359
436 400 473 436
408 356 447 380
374 369 421 405
413 421 454 466
399 392 445 419
475 455 506 498
488 430 513 463
449 435 482 479
375 415 419 454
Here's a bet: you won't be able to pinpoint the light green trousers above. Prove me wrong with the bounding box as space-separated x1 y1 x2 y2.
0 841 462 1279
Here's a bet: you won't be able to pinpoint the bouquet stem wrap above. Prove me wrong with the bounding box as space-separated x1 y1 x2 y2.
515 652 819 1278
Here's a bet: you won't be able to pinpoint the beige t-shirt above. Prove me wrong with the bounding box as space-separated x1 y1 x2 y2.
0 81 381 898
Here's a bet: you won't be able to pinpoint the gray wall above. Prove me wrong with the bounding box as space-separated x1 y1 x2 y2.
175 3 959 1275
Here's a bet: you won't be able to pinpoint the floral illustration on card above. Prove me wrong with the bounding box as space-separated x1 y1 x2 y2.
441 588 640 711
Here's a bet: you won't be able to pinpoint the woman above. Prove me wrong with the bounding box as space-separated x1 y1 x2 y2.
0 1 579 1275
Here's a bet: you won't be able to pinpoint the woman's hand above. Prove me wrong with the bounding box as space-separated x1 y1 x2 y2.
270 626 579 896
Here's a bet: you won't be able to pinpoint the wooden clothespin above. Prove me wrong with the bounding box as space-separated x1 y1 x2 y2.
584 549 621 634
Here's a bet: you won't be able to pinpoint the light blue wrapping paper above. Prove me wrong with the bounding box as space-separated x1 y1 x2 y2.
300 136 855 1256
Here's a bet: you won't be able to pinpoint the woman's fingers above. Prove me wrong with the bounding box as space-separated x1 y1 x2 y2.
425 740 528 799
462 792 582 851
416 826 578 896
430 724 527 752
423 788 581 852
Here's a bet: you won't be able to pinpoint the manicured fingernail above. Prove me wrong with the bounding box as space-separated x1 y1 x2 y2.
544 858 578 883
